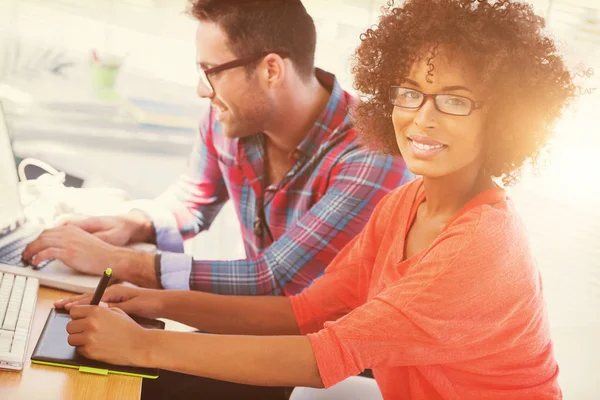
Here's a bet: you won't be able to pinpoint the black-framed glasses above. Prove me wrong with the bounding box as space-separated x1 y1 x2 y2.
198 51 290 95
389 86 483 116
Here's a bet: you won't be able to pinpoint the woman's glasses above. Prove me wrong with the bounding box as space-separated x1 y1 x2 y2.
389 86 483 116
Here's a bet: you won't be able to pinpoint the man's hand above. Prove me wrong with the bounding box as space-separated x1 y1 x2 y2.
55 284 164 319
67 306 153 367
56 210 154 247
23 225 124 275
22 225 160 288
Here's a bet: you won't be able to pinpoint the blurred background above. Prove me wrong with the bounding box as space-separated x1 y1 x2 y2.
0 0 598 397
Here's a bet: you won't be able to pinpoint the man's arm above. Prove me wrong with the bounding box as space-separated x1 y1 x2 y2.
22 110 230 280
128 108 229 253
153 151 410 294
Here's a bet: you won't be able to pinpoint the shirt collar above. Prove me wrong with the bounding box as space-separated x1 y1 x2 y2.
236 69 352 166
293 68 353 160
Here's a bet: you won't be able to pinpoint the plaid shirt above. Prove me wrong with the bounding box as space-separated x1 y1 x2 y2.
139 70 413 295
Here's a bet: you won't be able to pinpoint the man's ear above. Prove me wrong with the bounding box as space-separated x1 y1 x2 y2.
260 53 287 89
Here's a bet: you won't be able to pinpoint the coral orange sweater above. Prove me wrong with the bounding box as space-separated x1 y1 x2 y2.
291 179 561 399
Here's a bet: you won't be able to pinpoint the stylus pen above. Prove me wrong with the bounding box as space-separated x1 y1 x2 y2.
90 268 112 306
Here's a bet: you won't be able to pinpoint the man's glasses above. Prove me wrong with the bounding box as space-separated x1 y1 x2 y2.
198 51 290 95
389 86 483 116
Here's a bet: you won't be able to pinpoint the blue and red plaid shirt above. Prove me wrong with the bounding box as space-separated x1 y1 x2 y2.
138 70 413 295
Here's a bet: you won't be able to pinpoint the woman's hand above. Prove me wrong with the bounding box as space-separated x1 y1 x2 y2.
67 306 154 367
55 284 164 320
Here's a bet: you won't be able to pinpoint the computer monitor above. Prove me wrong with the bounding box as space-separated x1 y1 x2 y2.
0 101 27 235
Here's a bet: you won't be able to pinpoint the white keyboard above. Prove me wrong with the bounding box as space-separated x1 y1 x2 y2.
0 272 38 370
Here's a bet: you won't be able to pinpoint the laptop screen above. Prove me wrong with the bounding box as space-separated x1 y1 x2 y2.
0 102 26 235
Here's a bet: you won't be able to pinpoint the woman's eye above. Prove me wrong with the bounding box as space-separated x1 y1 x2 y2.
402 90 421 99
446 97 466 106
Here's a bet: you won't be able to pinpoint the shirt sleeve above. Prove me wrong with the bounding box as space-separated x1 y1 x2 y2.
126 109 229 254
173 151 409 294
290 189 399 334
306 208 545 387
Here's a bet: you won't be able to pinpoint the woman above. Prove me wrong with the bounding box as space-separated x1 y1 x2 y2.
57 0 574 398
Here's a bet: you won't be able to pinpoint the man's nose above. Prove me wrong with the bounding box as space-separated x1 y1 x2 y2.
197 80 215 99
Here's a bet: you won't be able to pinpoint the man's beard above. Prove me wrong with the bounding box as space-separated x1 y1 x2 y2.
221 101 271 139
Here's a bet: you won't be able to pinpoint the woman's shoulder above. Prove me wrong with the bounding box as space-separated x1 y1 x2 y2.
442 190 531 263
453 188 522 233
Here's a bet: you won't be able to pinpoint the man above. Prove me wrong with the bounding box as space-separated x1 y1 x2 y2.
25 1 412 398
23 0 411 298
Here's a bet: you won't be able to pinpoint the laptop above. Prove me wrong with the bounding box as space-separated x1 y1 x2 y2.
0 102 101 293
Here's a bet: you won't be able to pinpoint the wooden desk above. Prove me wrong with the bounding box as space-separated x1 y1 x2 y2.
0 287 142 400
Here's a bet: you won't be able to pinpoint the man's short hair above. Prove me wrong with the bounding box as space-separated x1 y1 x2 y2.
189 0 317 79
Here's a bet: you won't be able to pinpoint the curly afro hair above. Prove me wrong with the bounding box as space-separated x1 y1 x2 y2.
352 0 575 185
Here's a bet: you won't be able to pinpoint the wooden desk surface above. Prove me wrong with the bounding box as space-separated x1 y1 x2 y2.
0 287 142 400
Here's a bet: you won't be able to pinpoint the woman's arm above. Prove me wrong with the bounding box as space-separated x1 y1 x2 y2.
159 290 300 335
58 187 392 336
57 286 300 336
147 330 323 387
66 306 323 388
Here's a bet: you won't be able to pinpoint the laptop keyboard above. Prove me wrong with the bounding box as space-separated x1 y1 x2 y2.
0 272 38 368
0 233 50 268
